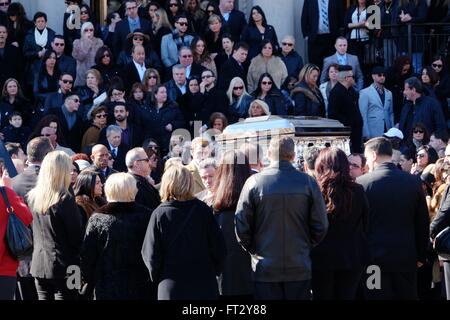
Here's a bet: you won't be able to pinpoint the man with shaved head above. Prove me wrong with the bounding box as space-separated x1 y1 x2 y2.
89 144 117 182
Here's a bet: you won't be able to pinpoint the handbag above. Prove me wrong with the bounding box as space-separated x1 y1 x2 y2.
434 226 450 256
0 187 33 260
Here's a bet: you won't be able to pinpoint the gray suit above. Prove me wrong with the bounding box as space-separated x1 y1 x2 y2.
320 53 364 91
359 85 394 139
11 165 40 199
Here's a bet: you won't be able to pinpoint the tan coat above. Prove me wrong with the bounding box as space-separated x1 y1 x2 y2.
247 54 288 93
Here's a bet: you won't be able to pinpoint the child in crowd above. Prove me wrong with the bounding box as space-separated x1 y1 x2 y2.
2 112 32 151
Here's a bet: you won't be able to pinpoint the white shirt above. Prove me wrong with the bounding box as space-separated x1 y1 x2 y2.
350 8 369 40
222 12 230 22
133 60 146 81
185 64 192 79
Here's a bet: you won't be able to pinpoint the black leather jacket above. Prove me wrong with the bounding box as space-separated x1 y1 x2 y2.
235 160 328 282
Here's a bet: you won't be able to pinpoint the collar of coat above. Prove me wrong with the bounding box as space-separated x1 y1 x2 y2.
290 84 320 104
96 202 137 215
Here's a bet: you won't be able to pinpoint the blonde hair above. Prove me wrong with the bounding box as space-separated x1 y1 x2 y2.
81 21 94 35
27 151 72 215
85 68 103 86
208 14 221 25
164 157 183 172
160 165 194 202
154 8 173 32
298 63 320 86
226 77 250 104
104 172 138 202
249 99 271 117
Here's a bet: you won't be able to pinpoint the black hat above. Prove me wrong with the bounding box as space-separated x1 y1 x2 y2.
371 65 387 74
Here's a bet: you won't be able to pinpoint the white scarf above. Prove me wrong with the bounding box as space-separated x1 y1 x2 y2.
34 28 48 48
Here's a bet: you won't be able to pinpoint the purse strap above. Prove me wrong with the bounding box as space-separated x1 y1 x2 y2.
0 186 14 215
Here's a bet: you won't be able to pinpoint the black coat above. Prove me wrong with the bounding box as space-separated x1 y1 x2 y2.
87 164 118 184
214 208 253 296
57 54 77 80
98 122 143 150
91 63 122 88
222 10 247 42
328 82 363 153
43 92 65 115
0 97 33 125
311 183 369 270
2 125 31 151
291 82 326 117
132 174 161 211
252 89 292 116
81 202 154 300
30 192 83 279
141 199 226 300
48 106 86 152
0 44 22 90
241 24 279 61
217 57 247 90
281 50 304 78
145 101 185 155
101 142 128 172
196 87 229 124
0 100 14 129
397 0 427 53
356 163 430 272
301 0 345 40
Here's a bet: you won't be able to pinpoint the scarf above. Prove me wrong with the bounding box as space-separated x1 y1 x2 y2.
34 28 48 48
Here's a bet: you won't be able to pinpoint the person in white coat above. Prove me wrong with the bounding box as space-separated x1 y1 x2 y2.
359 66 394 141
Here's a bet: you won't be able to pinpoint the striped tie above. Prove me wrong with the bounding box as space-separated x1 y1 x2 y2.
321 0 329 31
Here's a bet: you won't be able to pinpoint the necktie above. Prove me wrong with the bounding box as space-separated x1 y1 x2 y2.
320 0 329 31
112 148 117 158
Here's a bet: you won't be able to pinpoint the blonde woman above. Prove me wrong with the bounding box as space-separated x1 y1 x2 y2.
141 165 226 300
153 8 173 56
72 22 104 86
248 99 271 117
81 172 154 299
226 77 254 122
27 151 82 300
291 63 325 117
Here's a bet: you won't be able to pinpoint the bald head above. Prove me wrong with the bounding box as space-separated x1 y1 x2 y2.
132 44 145 65
91 144 109 169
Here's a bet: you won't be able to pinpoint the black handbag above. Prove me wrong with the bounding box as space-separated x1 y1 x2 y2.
434 226 450 255
0 187 33 260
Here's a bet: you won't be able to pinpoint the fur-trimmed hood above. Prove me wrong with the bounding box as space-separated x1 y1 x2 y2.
290 82 320 104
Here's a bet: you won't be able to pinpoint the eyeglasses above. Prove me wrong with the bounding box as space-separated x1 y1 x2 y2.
95 113 107 118
432 63 443 68
377 73 385 77
0 2 9 6
133 37 144 41
54 43 65 46
413 129 424 134
282 42 294 47
181 54 192 58
233 86 244 90
261 81 272 85
177 22 188 26
202 75 213 79
80 11 88 14
62 79 73 84
71 98 80 103
84 28 94 32
102 54 110 58
170 3 179 7
417 153 426 158
148 75 158 79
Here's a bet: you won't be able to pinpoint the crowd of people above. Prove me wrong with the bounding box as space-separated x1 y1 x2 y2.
1 0 450 301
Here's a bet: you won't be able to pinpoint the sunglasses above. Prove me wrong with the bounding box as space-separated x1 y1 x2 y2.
80 11 88 14
95 114 107 118
71 98 80 103
413 129 424 134
377 73 385 77
102 53 110 58
282 42 293 47
54 43 65 46
0 2 9 6
207 9 214 13
133 37 144 41
432 63 443 68
233 86 244 90
177 22 188 26
148 75 158 79
84 28 94 32
181 54 192 58
261 81 272 85
170 3 179 7
62 79 73 84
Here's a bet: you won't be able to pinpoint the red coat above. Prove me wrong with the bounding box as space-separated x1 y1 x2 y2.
0 187 33 276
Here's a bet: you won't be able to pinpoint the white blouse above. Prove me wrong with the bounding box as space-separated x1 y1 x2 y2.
350 8 369 41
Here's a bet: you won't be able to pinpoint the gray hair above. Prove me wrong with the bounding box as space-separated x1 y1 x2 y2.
106 125 122 138
125 147 145 168
199 158 217 170
172 63 186 73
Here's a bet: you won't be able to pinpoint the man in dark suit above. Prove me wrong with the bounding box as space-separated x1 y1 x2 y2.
89 144 118 183
43 73 74 114
101 125 128 172
328 65 363 153
122 44 149 94
113 0 152 57
357 137 429 300
219 0 247 42
11 136 53 301
197 69 229 123
51 35 76 81
218 41 249 90
47 94 85 153
178 46 206 80
301 0 345 70
126 147 161 211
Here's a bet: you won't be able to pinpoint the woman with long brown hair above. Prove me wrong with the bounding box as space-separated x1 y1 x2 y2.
212 150 253 299
312 147 369 300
